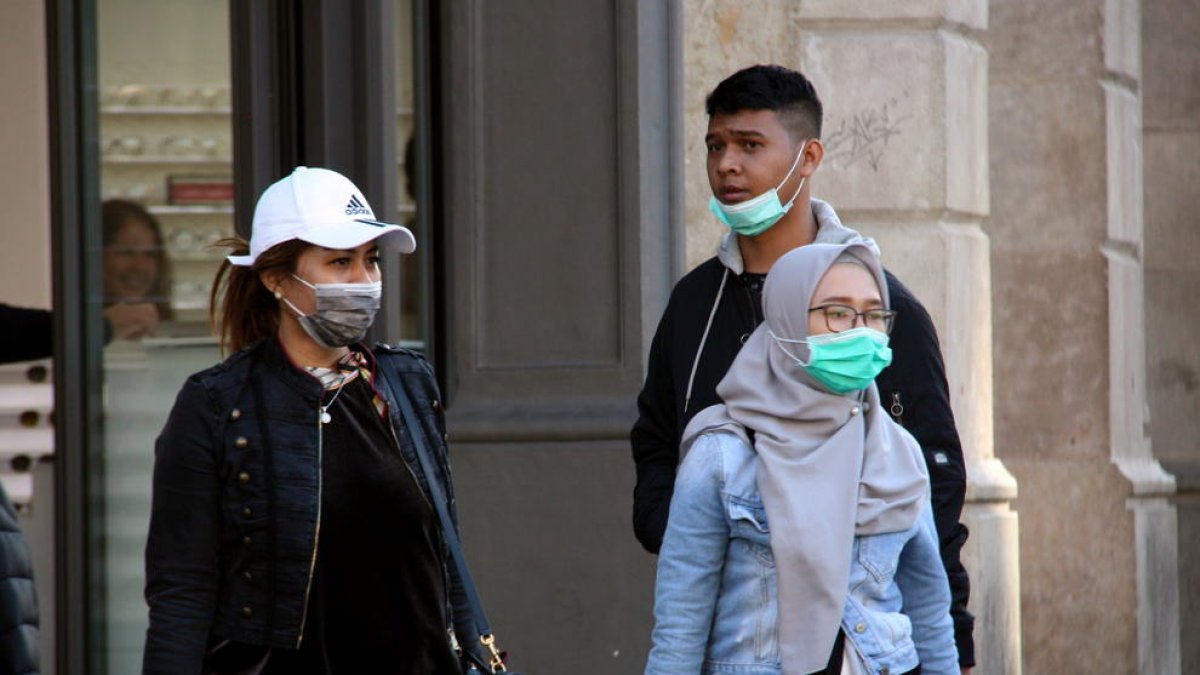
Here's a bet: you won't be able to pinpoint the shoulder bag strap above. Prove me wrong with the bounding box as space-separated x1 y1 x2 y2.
377 362 507 673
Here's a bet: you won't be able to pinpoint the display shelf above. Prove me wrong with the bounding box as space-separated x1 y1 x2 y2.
102 156 232 166
148 205 233 215
169 251 226 263
101 105 232 116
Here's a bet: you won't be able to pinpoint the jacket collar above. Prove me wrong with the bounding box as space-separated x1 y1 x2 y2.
254 336 371 401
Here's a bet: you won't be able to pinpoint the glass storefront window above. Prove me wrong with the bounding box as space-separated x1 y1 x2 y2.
70 2 429 670
96 1 231 670
395 0 426 350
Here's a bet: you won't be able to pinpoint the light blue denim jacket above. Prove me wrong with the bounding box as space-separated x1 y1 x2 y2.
645 431 958 675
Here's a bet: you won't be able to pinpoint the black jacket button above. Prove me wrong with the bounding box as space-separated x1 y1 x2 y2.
238 472 251 484
241 606 253 618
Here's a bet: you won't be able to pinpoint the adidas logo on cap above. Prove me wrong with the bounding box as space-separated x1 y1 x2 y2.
345 194 371 216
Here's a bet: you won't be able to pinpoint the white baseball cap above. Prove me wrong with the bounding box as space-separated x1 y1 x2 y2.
227 166 416 267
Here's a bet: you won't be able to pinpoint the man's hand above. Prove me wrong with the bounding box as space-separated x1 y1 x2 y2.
962 667 973 675
104 302 160 340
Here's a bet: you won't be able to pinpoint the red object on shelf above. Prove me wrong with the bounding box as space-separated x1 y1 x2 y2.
168 175 234 205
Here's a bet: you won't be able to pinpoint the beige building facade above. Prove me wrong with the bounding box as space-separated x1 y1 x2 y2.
679 1 1197 673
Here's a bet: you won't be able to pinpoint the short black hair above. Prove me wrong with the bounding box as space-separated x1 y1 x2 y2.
705 64 823 141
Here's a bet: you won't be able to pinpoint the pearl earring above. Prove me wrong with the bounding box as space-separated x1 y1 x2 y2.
274 289 283 299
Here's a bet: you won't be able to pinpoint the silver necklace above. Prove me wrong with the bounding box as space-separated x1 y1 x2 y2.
319 376 348 424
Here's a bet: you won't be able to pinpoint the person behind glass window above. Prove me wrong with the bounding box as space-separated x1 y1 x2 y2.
102 198 171 338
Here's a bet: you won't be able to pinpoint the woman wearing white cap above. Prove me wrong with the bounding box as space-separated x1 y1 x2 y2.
143 167 472 673
644 243 957 675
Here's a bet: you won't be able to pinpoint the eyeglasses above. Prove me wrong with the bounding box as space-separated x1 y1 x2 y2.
808 304 897 334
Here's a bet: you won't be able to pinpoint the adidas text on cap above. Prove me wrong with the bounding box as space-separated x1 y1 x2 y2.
227 166 416 267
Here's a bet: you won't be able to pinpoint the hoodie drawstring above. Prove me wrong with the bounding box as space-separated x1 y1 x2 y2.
684 268 728 415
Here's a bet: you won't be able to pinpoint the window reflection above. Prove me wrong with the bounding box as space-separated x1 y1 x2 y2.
97 1 232 671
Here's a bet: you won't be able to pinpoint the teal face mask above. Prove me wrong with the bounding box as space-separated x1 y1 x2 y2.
708 141 808 237
770 326 893 394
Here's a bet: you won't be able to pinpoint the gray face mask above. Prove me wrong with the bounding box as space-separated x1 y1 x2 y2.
281 275 382 348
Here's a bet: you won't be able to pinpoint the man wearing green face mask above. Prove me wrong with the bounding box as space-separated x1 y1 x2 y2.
630 64 977 674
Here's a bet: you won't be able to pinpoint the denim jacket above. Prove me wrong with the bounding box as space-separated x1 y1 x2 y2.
645 431 957 675
143 339 476 674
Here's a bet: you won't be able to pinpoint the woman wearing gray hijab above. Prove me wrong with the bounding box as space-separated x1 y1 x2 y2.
644 243 957 675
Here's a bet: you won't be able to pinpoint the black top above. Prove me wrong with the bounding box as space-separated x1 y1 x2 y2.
630 256 975 665
263 376 459 674
0 304 53 364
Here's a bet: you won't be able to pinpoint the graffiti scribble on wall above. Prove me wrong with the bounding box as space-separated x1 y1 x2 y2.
823 100 909 171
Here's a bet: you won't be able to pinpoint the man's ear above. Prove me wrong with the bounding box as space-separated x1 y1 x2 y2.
800 138 825 177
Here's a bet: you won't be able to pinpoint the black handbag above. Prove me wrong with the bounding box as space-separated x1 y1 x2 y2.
381 367 524 675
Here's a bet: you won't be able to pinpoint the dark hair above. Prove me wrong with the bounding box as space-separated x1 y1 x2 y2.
705 64 823 141
102 198 174 320
209 237 311 353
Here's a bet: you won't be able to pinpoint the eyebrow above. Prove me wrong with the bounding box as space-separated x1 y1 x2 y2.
813 296 884 306
704 129 769 143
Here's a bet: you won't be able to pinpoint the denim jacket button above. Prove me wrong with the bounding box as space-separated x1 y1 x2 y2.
242 506 252 517
432 399 441 410
241 606 253 618
229 408 241 421
238 471 251 484
854 622 866 633
242 535 252 545
235 436 249 448
880 668 889 675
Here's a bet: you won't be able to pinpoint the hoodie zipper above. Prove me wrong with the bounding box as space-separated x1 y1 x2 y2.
295 408 325 648
889 391 905 424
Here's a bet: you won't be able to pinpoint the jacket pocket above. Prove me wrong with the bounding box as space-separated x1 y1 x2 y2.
857 530 907 585
727 497 774 568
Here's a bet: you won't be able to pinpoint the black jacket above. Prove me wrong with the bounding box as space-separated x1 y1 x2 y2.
631 256 975 666
143 338 474 674
0 486 39 675
0 305 53 365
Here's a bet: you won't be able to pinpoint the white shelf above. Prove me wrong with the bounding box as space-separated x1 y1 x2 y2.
170 251 225 262
103 156 231 165
101 106 232 116
148 205 233 215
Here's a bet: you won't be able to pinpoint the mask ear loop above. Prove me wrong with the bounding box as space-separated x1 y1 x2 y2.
274 284 312 319
767 328 813 367
777 140 809 208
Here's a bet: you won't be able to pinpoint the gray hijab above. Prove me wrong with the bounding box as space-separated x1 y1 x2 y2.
681 243 929 675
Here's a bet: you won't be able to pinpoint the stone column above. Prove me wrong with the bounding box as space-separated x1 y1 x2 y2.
794 3 1020 673
1143 0 1200 671
1102 1 1181 672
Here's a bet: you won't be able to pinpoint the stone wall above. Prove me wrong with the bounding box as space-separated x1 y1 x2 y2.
1143 0 1200 672
680 1 1020 672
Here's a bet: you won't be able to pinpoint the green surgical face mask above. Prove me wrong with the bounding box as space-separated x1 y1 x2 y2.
708 141 808 237
770 326 893 394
